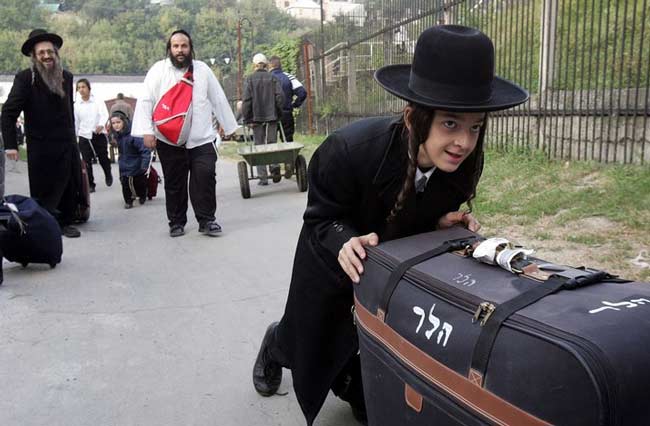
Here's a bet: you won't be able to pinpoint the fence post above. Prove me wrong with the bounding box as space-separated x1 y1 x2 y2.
538 0 558 150
347 45 357 113
303 40 314 135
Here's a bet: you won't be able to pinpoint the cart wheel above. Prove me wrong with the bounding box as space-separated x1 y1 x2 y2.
237 161 251 199
295 155 308 192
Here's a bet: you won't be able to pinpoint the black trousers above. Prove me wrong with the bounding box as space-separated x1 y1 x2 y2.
156 141 218 228
27 142 80 227
79 134 112 188
120 174 148 204
279 110 295 142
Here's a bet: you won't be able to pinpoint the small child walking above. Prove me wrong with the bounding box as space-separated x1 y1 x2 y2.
108 111 151 209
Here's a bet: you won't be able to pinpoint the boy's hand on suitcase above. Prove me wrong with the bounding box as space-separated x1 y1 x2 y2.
438 211 481 232
338 232 379 284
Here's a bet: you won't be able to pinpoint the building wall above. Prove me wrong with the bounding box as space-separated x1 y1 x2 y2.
1 76 145 108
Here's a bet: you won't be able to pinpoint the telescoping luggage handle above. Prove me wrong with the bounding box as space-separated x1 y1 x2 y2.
377 236 481 321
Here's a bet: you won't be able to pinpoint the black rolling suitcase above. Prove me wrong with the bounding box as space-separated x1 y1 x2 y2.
0 195 63 272
354 227 650 426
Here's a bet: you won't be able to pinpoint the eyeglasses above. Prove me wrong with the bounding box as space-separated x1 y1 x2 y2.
35 49 56 58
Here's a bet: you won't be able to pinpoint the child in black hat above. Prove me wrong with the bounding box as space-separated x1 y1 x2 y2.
252 25 529 425
108 111 151 209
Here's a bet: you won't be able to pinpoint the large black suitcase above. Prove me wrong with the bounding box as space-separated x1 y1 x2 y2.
0 195 63 271
354 227 650 426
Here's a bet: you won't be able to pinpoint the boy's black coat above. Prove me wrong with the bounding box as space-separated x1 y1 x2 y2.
276 116 481 424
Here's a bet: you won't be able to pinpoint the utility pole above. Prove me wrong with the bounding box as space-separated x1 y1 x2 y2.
237 19 242 100
320 0 326 103
236 15 252 100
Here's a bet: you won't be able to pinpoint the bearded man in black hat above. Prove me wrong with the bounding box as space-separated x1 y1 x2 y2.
1 29 83 238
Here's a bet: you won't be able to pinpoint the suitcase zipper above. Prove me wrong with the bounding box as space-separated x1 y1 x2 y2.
367 250 617 425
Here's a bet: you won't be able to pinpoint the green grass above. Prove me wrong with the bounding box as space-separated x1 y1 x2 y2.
474 148 650 232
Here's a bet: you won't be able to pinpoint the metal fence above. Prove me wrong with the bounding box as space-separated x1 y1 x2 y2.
296 0 650 164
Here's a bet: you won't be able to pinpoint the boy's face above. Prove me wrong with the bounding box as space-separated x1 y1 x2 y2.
415 110 486 172
76 82 90 99
110 117 124 132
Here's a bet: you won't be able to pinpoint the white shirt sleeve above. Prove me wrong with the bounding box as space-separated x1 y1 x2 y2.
206 66 238 137
131 62 161 137
97 100 109 133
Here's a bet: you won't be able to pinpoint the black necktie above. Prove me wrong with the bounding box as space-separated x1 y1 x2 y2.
415 175 427 193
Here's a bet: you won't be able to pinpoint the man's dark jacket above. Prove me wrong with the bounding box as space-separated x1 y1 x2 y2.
275 116 482 424
242 69 284 123
270 67 307 112
1 68 82 219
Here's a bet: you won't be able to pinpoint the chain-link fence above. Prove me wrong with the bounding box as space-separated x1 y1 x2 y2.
295 0 650 164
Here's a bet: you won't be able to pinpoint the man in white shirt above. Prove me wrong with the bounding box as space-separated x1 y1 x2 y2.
74 78 112 192
132 29 237 238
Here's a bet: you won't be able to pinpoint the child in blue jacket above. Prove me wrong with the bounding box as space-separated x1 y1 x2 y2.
108 111 151 209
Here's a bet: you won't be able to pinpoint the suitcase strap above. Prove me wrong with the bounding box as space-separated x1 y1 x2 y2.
469 271 629 386
378 236 481 321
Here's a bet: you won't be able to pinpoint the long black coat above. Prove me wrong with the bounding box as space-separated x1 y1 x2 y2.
276 116 481 424
1 68 82 217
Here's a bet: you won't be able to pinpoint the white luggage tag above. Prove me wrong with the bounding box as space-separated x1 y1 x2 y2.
496 247 535 273
472 238 510 265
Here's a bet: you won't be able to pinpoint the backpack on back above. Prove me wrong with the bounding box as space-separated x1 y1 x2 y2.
152 64 193 146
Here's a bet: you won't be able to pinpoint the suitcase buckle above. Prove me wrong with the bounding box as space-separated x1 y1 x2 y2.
445 236 482 253
472 301 496 326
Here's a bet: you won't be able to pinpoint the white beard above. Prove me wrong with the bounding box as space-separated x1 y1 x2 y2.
31 55 65 97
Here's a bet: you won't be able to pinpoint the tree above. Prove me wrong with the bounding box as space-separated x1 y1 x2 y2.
0 0 45 31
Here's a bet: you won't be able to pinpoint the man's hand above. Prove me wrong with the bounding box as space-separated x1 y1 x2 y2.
143 135 157 149
95 125 104 134
338 232 380 284
5 149 19 161
438 211 481 232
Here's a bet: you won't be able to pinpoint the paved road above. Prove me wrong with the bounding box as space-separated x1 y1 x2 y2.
0 157 359 426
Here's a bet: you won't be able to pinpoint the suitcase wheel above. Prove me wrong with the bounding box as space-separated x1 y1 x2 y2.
49 263 57 269
148 196 153 200
21 262 28 268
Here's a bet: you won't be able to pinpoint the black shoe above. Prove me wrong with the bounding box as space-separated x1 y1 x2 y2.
61 225 81 238
124 203 133 209
271 167 282 183
257 180 268 186
198 221 222 237
169 225 185 237
89 185 96 193
106 175 113 187
138 197 146 205
253 322 283 397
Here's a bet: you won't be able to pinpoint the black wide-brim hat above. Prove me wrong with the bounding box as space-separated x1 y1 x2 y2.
375 25 529 112
21 29 63 57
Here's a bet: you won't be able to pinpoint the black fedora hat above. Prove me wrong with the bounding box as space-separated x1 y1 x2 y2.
375 25 529 112
21 29 63 57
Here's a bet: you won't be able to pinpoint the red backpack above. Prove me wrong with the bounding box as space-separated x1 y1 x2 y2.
152 64 193 146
